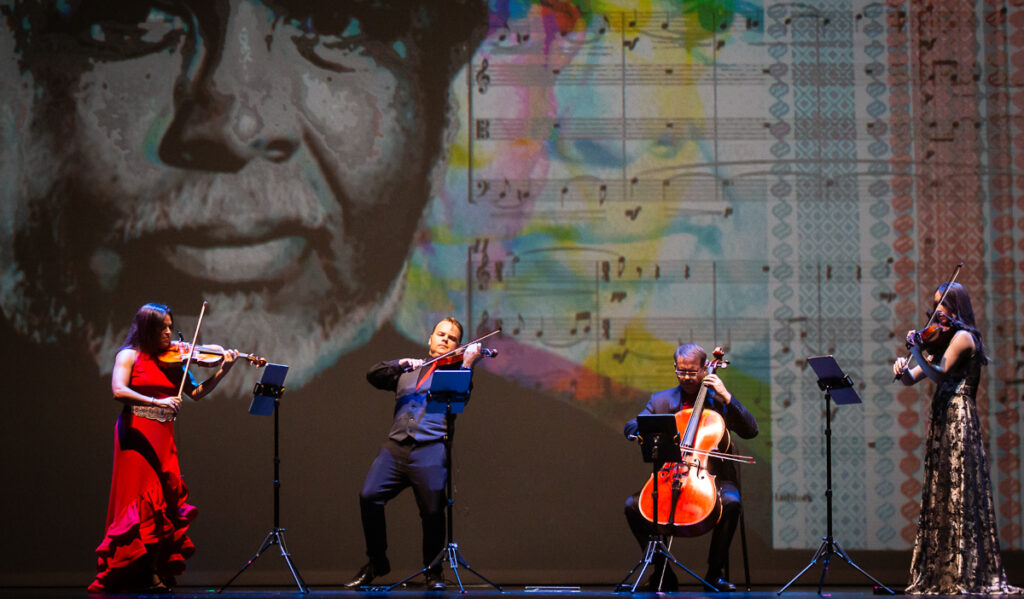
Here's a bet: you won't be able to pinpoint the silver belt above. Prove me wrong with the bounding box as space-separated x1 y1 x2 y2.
131 404 176 422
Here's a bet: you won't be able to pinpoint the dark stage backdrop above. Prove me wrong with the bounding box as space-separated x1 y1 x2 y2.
1 0 1022 587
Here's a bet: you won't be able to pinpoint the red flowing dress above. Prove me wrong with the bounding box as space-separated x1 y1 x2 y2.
88 351 197 592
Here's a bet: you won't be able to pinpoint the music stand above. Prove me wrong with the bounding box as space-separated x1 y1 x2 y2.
218 364 309 594
776 356 893 596
616 414 718 593
384 368 502 592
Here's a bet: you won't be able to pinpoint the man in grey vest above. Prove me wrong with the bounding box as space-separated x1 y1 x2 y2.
345 317 481 591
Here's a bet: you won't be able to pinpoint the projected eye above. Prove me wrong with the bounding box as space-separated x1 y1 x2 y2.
23 1 190 60
80 4 189 59
277 2 413 72
286 17 366 72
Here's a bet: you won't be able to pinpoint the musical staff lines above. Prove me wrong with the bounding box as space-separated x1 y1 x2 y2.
462 4 906 389
473 116 865 142
477 258 780 286
467 251 894 359
468 170 1000 218
473 62 770 88
474 312 900 348
472 254 880 288
482 10 764 58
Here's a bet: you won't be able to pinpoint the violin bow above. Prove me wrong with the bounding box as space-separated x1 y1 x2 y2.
175 300 209 399
893 262 963 383
679 446 756 465
419 328 502 370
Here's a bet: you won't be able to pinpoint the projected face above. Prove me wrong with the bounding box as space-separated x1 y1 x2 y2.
0 0 485 389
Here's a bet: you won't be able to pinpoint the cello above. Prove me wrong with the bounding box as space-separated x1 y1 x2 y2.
638 347 751 537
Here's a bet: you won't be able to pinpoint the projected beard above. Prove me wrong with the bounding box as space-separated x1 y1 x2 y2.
0 1 485 392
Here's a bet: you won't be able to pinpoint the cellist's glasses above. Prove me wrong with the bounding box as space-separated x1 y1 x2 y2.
674 369 703 377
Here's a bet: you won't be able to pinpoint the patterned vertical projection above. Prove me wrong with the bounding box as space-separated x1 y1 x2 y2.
929 0 991 467
792 7 831 548
897 0 991 542
986 0 1024 549
886 0 924 545
767 2 804 549
859 2 901 548
794 3 864 546
1006 1 1024 550
914 5 986 290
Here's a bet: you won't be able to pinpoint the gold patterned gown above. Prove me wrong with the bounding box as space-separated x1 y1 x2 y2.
906 349 1022 595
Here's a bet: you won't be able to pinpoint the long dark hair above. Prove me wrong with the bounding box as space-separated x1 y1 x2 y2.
120 303 172 355
935 282 988 365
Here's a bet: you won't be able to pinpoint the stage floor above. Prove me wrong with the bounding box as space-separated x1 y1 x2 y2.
1 586 905 599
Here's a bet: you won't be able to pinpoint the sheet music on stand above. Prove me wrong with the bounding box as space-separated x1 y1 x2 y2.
807 355 860 405
425 369 472 414
249 363 288 416
635 414 682 464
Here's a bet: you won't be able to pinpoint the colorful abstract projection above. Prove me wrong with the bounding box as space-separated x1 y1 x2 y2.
397 0 1024 551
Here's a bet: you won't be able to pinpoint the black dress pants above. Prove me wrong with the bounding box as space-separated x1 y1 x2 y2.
358 439 447 568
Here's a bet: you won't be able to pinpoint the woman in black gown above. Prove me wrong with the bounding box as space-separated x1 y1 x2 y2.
893 282 1020 595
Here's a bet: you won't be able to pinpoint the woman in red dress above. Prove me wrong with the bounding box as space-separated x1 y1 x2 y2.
89 303 240 593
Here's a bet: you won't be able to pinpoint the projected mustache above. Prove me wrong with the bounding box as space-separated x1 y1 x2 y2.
108 167 339 243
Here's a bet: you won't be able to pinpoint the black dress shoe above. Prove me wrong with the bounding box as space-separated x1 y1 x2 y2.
425 570 446 591
703 576 736 592
343 561 390 589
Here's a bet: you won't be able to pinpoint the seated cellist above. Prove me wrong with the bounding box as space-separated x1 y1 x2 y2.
623 343 758 592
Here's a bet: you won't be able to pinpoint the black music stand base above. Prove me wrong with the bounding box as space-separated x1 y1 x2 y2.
616 535 716 593
617 415 718 593
218 527 308 593
218 379 308 594
377 383 501 594
378 541 502 593
777 535 891 596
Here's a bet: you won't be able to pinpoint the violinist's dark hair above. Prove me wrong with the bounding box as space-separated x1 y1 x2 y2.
936 282 988 365
674 343 706 364
121 303 172 356
435 317 463 344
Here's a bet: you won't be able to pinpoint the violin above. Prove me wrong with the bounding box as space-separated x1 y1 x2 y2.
639 347 735 537
406 329 501 371
912 310 954 352
158 340 267 368
893 261 962 382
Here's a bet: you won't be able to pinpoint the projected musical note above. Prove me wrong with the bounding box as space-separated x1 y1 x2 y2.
475 58 491 94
